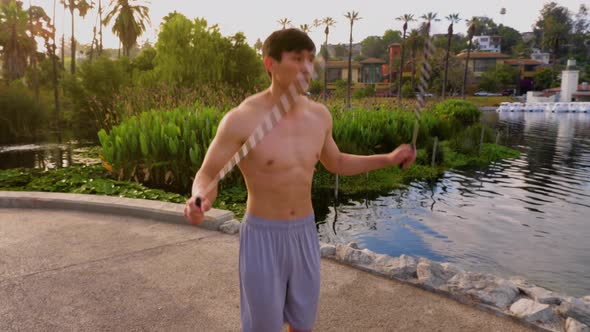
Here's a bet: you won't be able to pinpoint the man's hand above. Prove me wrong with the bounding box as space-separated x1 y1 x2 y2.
184 196 212 225
388 144 417 169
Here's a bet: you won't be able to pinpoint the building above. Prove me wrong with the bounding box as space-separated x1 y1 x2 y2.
503 59 544 92
359 58 386 84
455 52 511 78
325 43 362 60
472 35 502 53
324 60 360 83
531 48 550 65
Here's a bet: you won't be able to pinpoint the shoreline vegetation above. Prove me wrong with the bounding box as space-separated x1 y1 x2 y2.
1 100 521 220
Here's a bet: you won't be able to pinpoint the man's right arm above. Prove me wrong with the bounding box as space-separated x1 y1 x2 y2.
190 108 246 206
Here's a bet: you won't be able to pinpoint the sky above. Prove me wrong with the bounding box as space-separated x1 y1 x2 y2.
34 0 587 51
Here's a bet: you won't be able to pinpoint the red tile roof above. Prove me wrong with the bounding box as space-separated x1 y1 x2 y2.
326 60 360 68
360 57 386 64
503 59 544 65
456 52 510 59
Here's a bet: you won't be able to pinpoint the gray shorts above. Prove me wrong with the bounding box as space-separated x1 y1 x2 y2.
239 212 321 332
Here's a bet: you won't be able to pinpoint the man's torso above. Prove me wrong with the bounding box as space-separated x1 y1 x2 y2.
235 95 327 220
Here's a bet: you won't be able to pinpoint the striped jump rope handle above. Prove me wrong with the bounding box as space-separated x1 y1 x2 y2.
413 26 435 148
195 61 319 207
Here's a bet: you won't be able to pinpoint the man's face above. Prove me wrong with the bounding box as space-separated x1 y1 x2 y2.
267 50 314 90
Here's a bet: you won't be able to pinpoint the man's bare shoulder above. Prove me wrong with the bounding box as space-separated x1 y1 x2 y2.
241 91 269 110
308 99 332 125
223 92 266 123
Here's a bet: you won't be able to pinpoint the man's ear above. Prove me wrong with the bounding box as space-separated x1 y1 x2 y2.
263 56 274 74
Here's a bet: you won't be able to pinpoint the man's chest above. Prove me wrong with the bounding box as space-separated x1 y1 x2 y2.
241 112 326 171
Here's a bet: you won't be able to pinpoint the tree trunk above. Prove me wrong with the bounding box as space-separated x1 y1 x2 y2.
70 7 75 74
51 0 60 126
346 22 353 110
32 53 39 102
51 43 60 125
462 38 473 99
442 25 453 99
397 28 407 107
323 32 328 103
89 26 96 62
98 0 103 55
29 2 39 102
411 46 416 90
61 35 65 70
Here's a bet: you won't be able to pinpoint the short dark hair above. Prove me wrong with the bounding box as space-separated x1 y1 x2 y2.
262 28 316 62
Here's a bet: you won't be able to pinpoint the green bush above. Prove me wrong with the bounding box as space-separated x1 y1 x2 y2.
309 80 323 95
353 84 376 99
63 56 132 131
98 105 228 193
401 82 415 98
432 99 481 127
0 83 49 142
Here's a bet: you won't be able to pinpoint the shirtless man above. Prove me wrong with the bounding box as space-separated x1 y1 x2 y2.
184 28 416 332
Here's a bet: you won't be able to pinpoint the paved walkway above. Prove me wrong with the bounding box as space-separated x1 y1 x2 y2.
0 207 533 331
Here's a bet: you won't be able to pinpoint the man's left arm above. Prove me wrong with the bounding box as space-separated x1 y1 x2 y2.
319 108 416 176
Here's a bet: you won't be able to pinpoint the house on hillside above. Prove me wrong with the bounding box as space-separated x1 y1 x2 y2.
473 35 502 53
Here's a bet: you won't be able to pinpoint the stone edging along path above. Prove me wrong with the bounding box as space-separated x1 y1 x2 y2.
1 191 588 332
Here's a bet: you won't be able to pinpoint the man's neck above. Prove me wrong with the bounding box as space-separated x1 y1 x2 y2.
266 84 303 112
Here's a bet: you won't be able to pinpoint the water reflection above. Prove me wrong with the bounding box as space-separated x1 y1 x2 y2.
0 131 97 170
316 112 590 297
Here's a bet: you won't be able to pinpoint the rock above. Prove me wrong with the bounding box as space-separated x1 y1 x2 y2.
372 253 395 274
510 298 561 326
446 272 519 309
319 243 336 258
510 277 562 305
335 244 375 267
219 219 240 234
566 317 590 332
380 255 418 280
348 242 360 249
559 298 590 326
417 259 461 289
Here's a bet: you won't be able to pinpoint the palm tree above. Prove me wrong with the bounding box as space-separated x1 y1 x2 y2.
60 0 92 74
344 10 361 110
299 23 311 33
277 17 291 29
420 12 439 29
104 0 150 57
315 17 336 103
462 17 477 99
395 14 415 106
0 0 33 81
442 13 460 99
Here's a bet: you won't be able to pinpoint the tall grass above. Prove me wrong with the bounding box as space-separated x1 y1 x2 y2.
98 101 488 194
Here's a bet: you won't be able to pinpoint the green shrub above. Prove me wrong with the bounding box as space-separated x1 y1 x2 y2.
432 99 481 126
401 82 415 98
0 83 48 142
63 56 132 131
309 80 323 95
98 105 228 193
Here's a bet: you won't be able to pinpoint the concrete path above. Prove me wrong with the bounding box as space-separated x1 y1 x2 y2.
0 207 533 331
